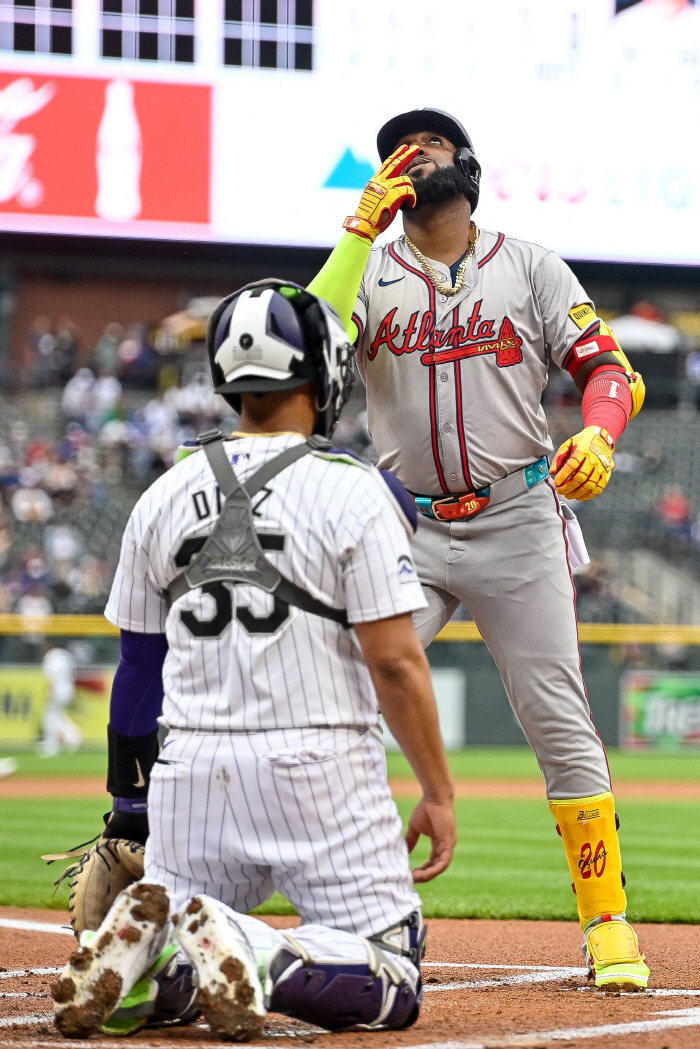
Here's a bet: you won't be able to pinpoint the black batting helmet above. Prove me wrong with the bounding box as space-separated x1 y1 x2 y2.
377 108 481 213
207 280 354 440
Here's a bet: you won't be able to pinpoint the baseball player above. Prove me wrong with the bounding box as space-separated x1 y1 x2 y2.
37 643 82 757
52 281 456 1040
307 108 649 990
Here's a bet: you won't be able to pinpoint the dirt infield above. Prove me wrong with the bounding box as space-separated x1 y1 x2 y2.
2 907 700 1048
3 777 700 800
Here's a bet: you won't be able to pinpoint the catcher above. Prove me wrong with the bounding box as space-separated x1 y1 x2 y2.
50 281 453 1040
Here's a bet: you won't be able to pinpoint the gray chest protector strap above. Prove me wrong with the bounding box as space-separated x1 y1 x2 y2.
165 435 349 628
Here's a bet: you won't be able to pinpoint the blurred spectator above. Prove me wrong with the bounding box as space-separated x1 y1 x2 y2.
93 322 124 376
613 451 640 474
91 373 122 431
16 589 52 618
11 469 53 523
642 441 663 472
44 524 82 565
686 348 700 410
117 323 157 387
25 315 56 387
608 301 683 353
25 316 81 387
573 560 624 622
62 369 96 427
656 484 691 538
53 318 79 382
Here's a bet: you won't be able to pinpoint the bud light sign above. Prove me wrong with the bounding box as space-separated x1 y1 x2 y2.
0 73 210 235
620 671 700 750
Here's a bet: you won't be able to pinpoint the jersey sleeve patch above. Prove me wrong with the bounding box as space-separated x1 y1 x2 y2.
569 303 597 330
563 331 619 377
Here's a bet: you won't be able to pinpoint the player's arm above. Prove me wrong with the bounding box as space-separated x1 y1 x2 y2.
102 629 168 844
536 253 645 501
307 144 420 337
354 614 456 883
102 496 170 843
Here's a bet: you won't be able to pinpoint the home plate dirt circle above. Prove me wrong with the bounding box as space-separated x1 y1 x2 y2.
1 908 700 1048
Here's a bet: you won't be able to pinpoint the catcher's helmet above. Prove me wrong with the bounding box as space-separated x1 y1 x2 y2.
376 108 481 213
207 280 354 439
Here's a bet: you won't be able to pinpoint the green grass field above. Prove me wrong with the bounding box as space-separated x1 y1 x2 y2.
1 748 698 921
3 746 699 781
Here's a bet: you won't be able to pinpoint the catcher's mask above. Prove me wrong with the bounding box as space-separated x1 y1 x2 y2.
207 280 354 440
376 107 481 213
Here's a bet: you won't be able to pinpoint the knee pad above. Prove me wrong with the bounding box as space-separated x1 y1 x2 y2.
267 925 423 1032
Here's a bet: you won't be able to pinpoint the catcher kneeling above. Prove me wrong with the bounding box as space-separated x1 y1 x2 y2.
51 282 455 1040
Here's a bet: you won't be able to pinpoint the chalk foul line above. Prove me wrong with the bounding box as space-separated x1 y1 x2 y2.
0 967 61 980
3 1010 700 1047
0 918 73 936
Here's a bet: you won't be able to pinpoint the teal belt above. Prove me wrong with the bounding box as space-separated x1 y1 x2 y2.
414 456 549 522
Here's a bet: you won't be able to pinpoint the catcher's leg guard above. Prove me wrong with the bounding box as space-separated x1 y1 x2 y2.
173 895 266 1042
549 792 649 989
267 914 424 1032
51 882 170 1038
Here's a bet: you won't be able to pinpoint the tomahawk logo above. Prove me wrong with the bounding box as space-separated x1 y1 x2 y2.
368 299 524 368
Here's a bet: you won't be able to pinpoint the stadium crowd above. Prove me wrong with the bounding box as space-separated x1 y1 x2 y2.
9 298 700 626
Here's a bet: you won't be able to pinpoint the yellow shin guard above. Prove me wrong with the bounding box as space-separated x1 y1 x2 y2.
549 792 626 928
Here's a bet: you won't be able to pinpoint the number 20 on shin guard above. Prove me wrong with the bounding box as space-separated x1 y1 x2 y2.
548 792 626 926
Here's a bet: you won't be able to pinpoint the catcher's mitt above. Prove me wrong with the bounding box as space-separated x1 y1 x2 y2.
45 838 144 940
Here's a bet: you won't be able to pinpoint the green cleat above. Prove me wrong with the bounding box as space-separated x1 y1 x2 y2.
584 918 650 991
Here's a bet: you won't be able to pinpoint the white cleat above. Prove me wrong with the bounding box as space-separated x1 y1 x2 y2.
51 882 170 1039
174 895 266 1042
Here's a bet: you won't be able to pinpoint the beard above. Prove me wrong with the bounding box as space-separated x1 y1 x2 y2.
404 164 471 210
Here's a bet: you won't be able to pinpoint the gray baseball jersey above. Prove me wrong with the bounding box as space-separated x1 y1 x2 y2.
350 227 613 802
352 228 595 496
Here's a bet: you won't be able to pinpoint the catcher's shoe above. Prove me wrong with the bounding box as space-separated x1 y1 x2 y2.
174 895 266 1042
99 941 199 1036
584 917 650 990
51 882 170 1038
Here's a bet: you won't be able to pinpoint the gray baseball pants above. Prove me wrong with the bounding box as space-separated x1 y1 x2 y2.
410 478 611 799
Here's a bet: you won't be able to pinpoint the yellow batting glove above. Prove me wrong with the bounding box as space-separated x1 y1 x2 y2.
550 426 615 502
343 144 420 243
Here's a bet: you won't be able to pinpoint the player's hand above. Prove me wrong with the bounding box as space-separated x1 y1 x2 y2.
343 144 420 243
550 425 615 502
405 796 457 883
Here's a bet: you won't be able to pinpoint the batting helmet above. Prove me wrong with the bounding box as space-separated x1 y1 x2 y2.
207 280 354 439
376 108 481 213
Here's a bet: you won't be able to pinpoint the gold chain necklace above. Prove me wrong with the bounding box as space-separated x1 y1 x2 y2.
404 223 479 297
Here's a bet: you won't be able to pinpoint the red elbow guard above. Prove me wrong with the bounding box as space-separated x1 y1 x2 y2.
581 365 632 443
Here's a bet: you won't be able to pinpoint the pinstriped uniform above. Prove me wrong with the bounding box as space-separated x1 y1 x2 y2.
351 232 614 801
105 433 425 934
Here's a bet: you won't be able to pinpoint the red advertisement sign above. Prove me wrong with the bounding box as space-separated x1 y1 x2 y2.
0 72 210 225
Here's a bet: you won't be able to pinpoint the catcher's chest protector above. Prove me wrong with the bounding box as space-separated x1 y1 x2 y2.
165 433 349 627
